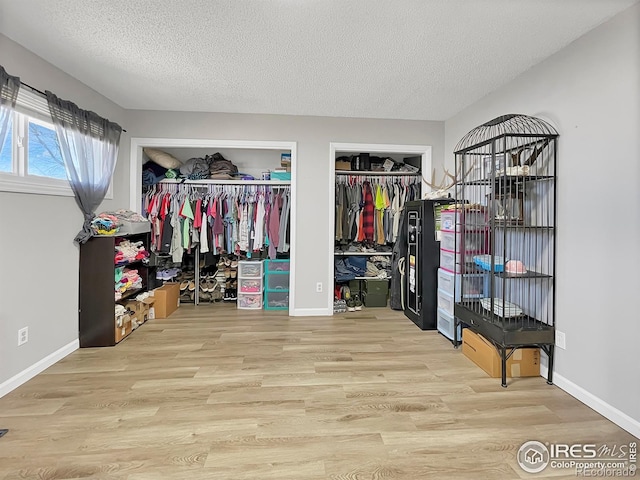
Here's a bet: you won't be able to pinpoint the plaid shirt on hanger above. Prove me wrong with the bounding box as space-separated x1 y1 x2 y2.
362 181 375 242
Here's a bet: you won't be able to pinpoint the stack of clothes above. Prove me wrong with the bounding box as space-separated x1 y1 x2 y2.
91 213 119 235
114 240 149 265
365 255 392 279
114 267 143 300
207 152 239 179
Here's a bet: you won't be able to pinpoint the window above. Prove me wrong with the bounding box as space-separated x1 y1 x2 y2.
0 88 114 197
27 118 66 180
0 89 71 195
0 119 11 173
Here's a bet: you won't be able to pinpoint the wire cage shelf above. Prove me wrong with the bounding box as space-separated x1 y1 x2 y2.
452 114 558 387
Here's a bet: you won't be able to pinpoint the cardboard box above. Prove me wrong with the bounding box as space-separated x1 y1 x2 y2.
123 300 141 316
139 297 156 323
280 153 291 172
335 160 351 171
115 314 132 343
151 283 180 318
462 329 540 378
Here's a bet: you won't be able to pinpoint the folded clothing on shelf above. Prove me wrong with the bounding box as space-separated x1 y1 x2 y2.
115 267 143 299
334 256 367 282
91 214 119 236
115 240 150 264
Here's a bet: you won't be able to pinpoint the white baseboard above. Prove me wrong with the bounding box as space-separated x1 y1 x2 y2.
0 339 79 398
290 308 332 317
541 365 640 439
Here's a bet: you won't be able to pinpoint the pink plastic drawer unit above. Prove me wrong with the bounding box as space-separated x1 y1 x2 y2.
437 288 455 316
237 293 263 310
441 209 488 231
437 308 463 342
238 261 263 279
439 248 463 274
266 272 290 291
437 268 489 301
440 229 487 254
239 278 263 294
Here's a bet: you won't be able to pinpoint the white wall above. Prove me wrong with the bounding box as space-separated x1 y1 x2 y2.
444 4 640 435
125 111 444 312
0 34 129 392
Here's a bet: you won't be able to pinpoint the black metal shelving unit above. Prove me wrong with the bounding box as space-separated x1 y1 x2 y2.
79 232 151 347
452 114 557 387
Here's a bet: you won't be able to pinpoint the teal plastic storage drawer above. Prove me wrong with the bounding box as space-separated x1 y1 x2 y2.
265 259 290 273
266 271 290 291
264 290 289 310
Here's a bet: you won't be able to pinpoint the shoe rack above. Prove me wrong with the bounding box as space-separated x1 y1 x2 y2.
166 248 239 305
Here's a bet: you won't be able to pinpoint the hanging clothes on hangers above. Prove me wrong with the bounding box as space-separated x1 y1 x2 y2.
143 182 291 261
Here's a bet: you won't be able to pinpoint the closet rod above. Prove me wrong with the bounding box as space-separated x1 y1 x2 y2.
335 170 420 176
158 179 290 186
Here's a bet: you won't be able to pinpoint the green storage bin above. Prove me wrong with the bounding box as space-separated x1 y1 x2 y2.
363 292 387 307
363 279 389 295
348 279 362 296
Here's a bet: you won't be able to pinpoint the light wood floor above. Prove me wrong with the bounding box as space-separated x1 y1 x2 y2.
0 305 636 479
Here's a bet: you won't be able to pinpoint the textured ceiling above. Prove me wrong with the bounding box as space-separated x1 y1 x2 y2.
0 0 637 120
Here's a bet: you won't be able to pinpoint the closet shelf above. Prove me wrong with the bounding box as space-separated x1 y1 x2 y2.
157 179 290 186
335 170 420 176
115 259 144 268
334 251 393 256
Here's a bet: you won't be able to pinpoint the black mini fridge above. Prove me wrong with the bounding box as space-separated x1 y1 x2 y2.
403 198 455 329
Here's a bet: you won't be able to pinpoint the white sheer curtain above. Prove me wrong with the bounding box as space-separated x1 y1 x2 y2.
46 91 122 243
0 66 20 156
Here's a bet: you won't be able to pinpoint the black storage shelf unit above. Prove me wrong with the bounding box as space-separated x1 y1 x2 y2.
404 198 456 330
452 114 557 387
79 232 150 347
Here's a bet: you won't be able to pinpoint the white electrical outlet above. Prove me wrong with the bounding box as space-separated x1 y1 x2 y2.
18 327 28 346
316 282 323 293
555 330 566 350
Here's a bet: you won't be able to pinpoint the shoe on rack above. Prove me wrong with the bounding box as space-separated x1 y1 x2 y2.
353 294 363 311
346 298 356 312
180 280 189 291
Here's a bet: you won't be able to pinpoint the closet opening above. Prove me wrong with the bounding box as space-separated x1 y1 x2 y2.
328 142 431 315
130 138 297 316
